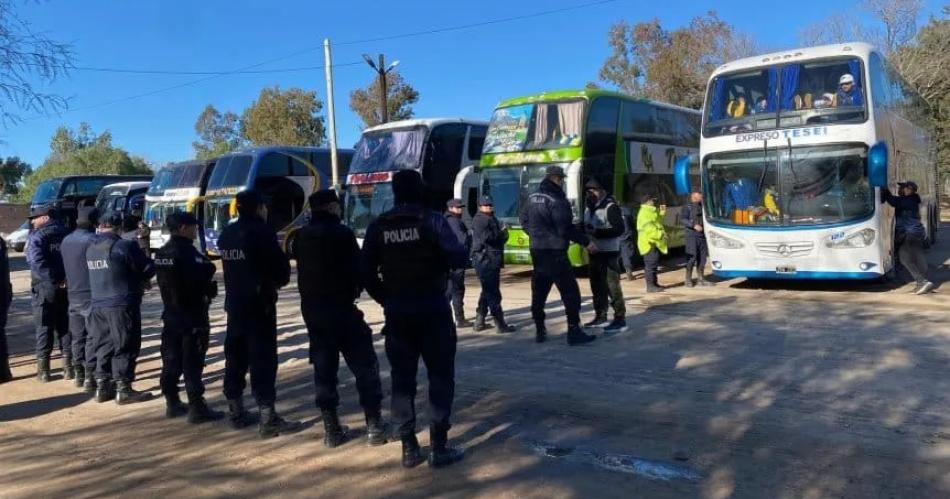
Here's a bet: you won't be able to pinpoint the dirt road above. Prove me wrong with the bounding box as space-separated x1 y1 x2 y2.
1 234 948 498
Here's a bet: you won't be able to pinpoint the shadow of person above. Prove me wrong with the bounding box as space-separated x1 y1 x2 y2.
0 392 91 422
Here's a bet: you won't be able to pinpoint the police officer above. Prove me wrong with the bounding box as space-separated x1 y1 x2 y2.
26 204 70 381
444 199 472 328
681 190 713 288
87 211 156 404
219 190 302 439
519 166 597 345
155 212 224 423
0 234 12 383
583 179 627 334
294 190 387 448
470 195 517 334
60 206 99 392
361 170 468 469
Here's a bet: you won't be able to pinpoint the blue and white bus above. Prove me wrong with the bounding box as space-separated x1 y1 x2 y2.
676 42 937 279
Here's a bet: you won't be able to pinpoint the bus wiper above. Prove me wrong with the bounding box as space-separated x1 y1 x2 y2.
757 139 770 193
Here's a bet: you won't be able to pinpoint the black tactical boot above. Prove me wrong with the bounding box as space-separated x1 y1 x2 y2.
73 365 85 388
187 396 224 424
454 313 473 329
0 357 11 384
473 312 488 332
566 325 597 346
83 372 97 394
535 323 547 343
115 381 154 405
698 274 715 287
228 398 255 429
364 408 389 446
36 357 51 383
495 318 517 334
258 404 304 439
320 408 350 448
401 433 426 468
165 393 188 418
583 313 608 328
95 379 115 403
63 356 75 381
684 267 694 288
428 425 464 468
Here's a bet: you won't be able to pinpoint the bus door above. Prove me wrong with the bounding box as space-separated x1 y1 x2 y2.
454 165 481 225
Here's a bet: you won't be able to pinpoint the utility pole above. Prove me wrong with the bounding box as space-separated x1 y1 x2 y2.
323 38 340 189
362 53 400 125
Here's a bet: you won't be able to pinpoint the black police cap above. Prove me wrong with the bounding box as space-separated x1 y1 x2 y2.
28 204 54 219
165 211 199 231
309 189 340 208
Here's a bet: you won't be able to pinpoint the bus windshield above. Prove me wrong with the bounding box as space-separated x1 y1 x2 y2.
480 165 552 225
32 179 63 205
344 182 395 237
704 145 873 227
204 197 235 233
207 155 253 189
484 100 585 154
350 127 427 173
705 57 866 137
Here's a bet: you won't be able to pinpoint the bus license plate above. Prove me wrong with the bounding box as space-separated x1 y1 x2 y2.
776 266 796 274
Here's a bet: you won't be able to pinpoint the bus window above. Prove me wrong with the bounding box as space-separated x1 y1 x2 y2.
468 125 487 162
585 97 620 195
621 101 656 141
208 155 253 188
258 152 290 177
256 152 305 232
63 178 111 198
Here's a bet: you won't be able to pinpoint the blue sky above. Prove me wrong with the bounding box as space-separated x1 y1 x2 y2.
0 0 943 168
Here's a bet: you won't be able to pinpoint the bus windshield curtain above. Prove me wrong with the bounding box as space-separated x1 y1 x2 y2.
709 78 726 120
848 60 862 88
766 68 779 112
780 65 801 110
351 130 425 173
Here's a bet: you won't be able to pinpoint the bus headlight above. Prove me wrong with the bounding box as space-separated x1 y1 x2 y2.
708 232 744 249
826 228 876 248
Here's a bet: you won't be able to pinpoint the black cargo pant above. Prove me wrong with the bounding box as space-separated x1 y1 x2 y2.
474 260 505 320
68 301 93 372
685 236 708 275
898 235 929 285
32 283 69 360
91 304 142 383
384 303 456 436
223 307 278 406
302 302 382 413
529 249 582 327
588 252 625 319
1 296 10 372
445 269 466 319
643 247 661 287
160 323 210 400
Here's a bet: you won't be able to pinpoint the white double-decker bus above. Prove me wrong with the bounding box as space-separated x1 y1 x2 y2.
676 42 937 280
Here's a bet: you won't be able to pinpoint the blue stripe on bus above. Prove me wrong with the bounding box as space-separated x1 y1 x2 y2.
713 270 882 280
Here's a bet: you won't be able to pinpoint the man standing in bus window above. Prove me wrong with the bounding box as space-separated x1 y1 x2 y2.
583 179 627 334
520 165 597 345
26 204 70 382
835 74 864 108
637 194 668 293
471 195 517 334
361 170 468 469
681 190 713 288
444 199 472 328
219 190 303 438
0 234 12 383
60 207 99 392
155 212 224 423
295 190 387 448
87 211 155 405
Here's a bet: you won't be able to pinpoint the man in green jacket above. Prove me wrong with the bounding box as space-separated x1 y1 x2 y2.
636 194 668 293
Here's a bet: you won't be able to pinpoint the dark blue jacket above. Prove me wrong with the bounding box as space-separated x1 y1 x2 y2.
26 219 69 286
445 213 471 251
471 211 508 269
680 203 705 241
293 211 362 305
155 235 217 331
361 204 468 313
882 188 921 220
836 87 864 107
218 216 290 315
87 232 156 308
61 228 97 305
519 178 589 251
1 237 10 308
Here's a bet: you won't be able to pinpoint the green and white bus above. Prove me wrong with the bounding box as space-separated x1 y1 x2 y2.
467 89 700 266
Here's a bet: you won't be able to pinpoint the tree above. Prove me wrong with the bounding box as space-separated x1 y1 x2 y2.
241 86 326 146
0 156 31 196
0 0 73 126
598 12 756 109
192 104 242 159
349 71 420 127
16 123 152 202
799 0 923 54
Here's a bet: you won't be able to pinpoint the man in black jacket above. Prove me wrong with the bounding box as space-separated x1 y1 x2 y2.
60 207 99 391
0 234 11 383
444 199 472 328
883 181 934 294
680 190 713 288
219 190 302 438
155 211 224 423
520 166 596 345
583 179 627 334
471 195 516 334
294 190 387 448
25 204 70 382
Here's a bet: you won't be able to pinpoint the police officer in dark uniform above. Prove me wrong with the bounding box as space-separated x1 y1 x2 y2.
681 190 713 288
470 195 517 334
87 211 156 404
219 190 302 439
444 199 472 328
26 204 71 381
519 166 596 345
0 234 12 383
155 212 224 423
294 190 387 448
361 170 468 469
60 206 99 392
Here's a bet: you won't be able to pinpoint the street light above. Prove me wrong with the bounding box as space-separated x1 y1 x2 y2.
362 53 400 124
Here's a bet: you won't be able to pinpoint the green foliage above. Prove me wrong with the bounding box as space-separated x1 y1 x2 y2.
192 104 243 159
0 156 31 196
241 86 326 146
16 122 152 202
349 71 420 128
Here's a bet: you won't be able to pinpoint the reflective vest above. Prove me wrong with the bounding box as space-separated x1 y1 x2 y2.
584 198 621 253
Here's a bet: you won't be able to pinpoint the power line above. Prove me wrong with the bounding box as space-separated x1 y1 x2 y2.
66 61 364 76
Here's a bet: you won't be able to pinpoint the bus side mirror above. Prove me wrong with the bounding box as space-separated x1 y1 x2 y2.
868 142 888 188
674 156 692 195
